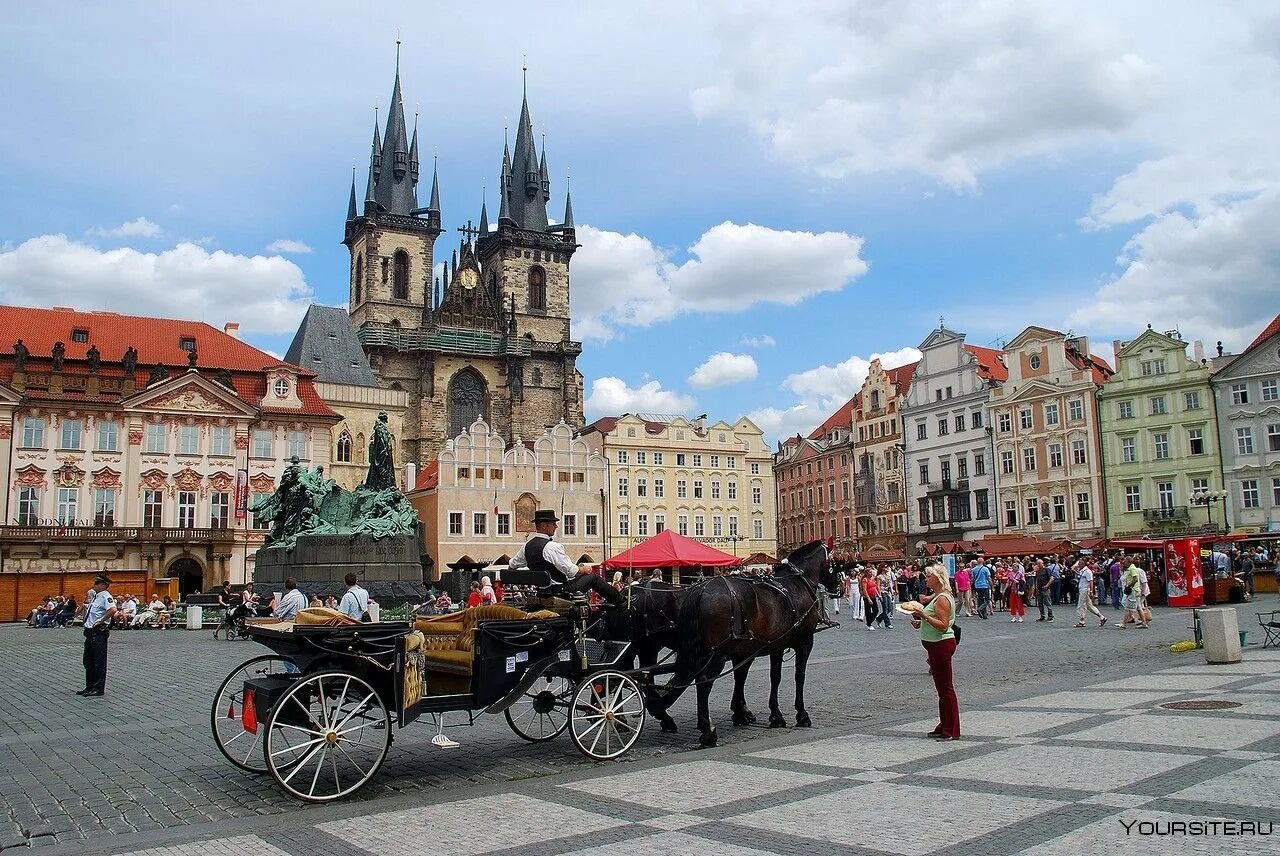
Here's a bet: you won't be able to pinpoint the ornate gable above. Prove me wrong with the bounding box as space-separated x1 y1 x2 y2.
127 373 255 417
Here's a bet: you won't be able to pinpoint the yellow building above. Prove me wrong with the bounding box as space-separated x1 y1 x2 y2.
580 414 777 562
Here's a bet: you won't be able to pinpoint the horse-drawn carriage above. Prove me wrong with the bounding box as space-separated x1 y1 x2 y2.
209 542 836 802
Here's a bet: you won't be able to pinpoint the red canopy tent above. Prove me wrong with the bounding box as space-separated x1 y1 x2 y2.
602 530 744 570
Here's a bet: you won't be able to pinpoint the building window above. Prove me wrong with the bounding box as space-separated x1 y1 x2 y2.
15 486 40 525
916 422 927 441
937 417 949 436
678 515 689 536
1156 481 1174 510
634 451 646 465
288 431 308 460
677 479 687 499
392 250 410 300
584 514 598 537
618 513 629 537
1236 427 1254 456
146 423 167 454
1140 359 1166 376
561 514 576 536
1068 399 1084 422
1000 451 1013 475
1121 437 1137 463
1273 478 1280 506
143 490 165 527
336 430 352 463
1071 439 1086 465
690 515 704 537
472 512 487 536
528 266 547 311
1022 447 1036 473
637 514 649 537
919 463 930 485
1004 500 1017 527
1048 443 1063 468
693 480 703 499
710 454 720 468
1241 480 1260 509
728 515 739 537
177 491 197 529
998 412 1011 433
60 418 82 450
636 477 647 497
1191 477 1209 493
1076 492 1091 520
617 477 628 497
1263 379 1279 402
954 413 965 432
1124 485 1141 512
753 518 764 539
617 450 628 464
749 461 758 474
56 487 78 525
1231 383 1249 405
1044 403 1059 427
1268 423 1280 453
654 478 665 498
1019 409 1033 430
1184 391 1202 410
1025 498 1040 524
626 427 636 438
711 480 721 500
211 426 232 456
973 453 986 476
1150 396 1167 416
178 425 199 455
1153 432 1170 460
21 417 45 448
975 489 990 520
1118 401 1133 420
448 512 463 535
692 454 702 467
971 409 983 429
676 453 686 466
654 452 664 465
250 493 270 530
1051 495 1066 523
940 459 952 484
210 492 230 529
729 481 739 501
752 485 762 505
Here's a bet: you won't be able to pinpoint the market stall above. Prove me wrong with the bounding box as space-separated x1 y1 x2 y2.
602 530 742 583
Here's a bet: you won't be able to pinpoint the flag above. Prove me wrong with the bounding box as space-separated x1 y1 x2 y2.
493 491 499 515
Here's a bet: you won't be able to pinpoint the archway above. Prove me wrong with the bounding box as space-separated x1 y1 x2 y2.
169 556 204 599
448 368 489 439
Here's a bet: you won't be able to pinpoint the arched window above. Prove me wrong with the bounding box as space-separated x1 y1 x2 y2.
870 390 881 410
393 250 410 300
489 272 499 297
354 256 363 304
355 433 366 465
448 368 489 438
528 266 546 312
336 430 352 463
530 366 542 386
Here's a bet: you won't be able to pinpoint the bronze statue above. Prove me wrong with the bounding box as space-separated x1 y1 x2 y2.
187 346 198 368
51 341 65 372
12 340 28 371
86 345 101 374
363 411 397 491
214 367 235 389
148 363 168 385
122 347 138 375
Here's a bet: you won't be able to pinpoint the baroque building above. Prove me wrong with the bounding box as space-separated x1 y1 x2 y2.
580 414 777 564
851 359 918 559
987 327 1113 540
1211 313 1280 534
0 306 339 620
903 327 1006 547
1097 327 1223 538
774 398 856 557
345 65 584 467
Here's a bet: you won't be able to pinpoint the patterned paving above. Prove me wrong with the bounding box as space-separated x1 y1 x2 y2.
43 642 1280 855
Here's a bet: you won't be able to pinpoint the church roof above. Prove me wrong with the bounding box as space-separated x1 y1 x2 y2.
284 305 378 386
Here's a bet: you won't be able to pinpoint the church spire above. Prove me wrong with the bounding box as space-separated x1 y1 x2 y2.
364 112 381 208
562 177 574 229
505 67 550 231
347 168 358 222
428 155 440 212
409 111 420 185
371 48 416 216
479 191 489 235
539 134 550 202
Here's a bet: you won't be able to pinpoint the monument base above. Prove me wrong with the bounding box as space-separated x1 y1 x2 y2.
253 533 429 605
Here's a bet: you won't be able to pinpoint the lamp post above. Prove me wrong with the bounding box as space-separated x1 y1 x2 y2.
1188 488 1229 533
727 534 744 556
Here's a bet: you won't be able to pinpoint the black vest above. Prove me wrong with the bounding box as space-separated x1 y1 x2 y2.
525 536 567 583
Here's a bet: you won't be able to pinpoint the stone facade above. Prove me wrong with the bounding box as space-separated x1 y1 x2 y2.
1210 314 1280 534
987 326 1112 540
581 415 777 562
851 359 917 559
314 381 410 492
903 328 1005 546
774 402 856 557
406 420 606 575
1098 328 1224 538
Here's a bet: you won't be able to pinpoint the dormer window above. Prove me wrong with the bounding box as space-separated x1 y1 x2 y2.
180 337 196 352
274 378 290 398
71 329 89 343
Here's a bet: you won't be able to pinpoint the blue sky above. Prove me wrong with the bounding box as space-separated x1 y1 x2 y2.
3 1 1278 442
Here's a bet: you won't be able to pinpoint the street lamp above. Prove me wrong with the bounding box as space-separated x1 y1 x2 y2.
1188 488 1228 532
727 534 744 556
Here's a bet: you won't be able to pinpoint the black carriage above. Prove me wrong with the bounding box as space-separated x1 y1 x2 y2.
209 591 645 802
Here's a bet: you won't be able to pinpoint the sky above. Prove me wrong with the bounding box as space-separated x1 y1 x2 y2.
2 1 1278 444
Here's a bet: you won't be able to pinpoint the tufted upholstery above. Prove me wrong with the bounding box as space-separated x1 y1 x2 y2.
415 605 560 690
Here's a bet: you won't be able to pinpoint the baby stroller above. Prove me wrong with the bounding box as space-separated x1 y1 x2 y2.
220 603 255 641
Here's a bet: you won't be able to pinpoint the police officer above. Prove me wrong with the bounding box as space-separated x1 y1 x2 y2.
510 510 622 606
78 574 116 697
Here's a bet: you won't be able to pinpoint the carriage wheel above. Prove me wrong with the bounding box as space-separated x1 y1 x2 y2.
504 676 573 742
263 670 391 802
569 671 646 761
210 654 297 773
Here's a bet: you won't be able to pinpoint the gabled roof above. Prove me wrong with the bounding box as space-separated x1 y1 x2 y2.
1005 325 1065 350
887 361 919 395
284 305 378 386
964 344 1008 382
411 460 440 494
809 393 860 440
1065 349 1114 385
1244 312 1280 354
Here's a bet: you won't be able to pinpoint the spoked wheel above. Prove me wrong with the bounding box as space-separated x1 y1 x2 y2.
569 670 646 761
263 670 391 803
505 675 573 742
210 654 297 772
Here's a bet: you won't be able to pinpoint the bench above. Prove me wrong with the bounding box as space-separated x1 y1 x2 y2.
412 605 559 694
1259 611 1280 649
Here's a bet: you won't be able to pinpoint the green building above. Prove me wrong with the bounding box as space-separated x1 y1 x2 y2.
1097 327 1224 537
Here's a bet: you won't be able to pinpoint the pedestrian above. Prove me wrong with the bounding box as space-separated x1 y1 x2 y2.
1073 561 1107 628
1108 554 1124 610
1118 557 1146 629
1137 563 1152 627
1007 561 1026 622
1033 560 1054 622
77 575 116 697
1241 550 1255 601
479 575 497 605
1047 557 1062 605
848 565 864 622
862 569 880 631
905 565 959 740
271 577 308 620
876 566 894 629
971 557 991 620
339 572 370 621
955 563 974 616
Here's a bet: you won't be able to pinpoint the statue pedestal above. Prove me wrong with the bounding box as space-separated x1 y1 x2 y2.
253 533 429 604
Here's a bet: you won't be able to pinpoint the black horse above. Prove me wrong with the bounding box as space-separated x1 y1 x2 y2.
616 579 689 733
663 541 836 747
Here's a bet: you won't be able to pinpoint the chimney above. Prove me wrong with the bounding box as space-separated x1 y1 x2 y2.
404 463 417 492
1112 339 1123 367
1193 339 1205 363
223 322 240 339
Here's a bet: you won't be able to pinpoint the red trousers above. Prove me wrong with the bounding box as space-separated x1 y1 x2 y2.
1008 590 1024 618
923 638 960 738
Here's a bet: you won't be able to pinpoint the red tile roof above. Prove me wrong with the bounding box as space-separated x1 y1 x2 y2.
808 392 860 440
413 460 440 493
580 415 679 436
887 361 919 395
964 344 1008 382
1244 312 1280 354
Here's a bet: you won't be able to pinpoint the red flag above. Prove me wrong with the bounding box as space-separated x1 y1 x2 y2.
493 491 499 515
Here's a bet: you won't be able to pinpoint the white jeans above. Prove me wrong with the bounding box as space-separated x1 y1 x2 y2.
1076 595 1103 622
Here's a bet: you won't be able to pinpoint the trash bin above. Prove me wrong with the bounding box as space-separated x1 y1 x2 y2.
185 604 203 630
366 602 380 623
1200 607 1242 664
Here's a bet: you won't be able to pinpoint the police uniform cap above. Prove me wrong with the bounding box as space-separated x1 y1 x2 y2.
94 574 112 586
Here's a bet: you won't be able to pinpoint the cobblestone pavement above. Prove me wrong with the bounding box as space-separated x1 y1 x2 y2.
0 601 1274 853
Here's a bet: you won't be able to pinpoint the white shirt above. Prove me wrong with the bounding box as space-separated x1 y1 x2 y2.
510 533 578 579
83 590 115 629
339 585 369 621
274 588 308 619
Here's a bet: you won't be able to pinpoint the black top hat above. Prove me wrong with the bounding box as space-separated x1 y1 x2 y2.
94 574 112 586
532 509 560 524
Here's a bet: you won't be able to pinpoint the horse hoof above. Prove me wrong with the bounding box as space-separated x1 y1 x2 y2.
698 728 718 748
660 718 679 734
742 710 757 724
768 715 787 729
795 714 813 728
732 712 751 726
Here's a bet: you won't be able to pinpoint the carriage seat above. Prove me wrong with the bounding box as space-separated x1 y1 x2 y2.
293 607 360 627
413 605 560 677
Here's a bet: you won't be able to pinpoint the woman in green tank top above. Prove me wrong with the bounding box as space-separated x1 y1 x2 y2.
905 565 960 739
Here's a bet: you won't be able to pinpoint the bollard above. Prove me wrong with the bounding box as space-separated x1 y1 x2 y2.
1200 607 1242 664
185 604 203 631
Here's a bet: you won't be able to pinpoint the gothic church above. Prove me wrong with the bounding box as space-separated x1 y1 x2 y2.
342 63 584 467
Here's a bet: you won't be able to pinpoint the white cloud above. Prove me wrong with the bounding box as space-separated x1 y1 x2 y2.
584 377 696 420
691 0 1155 189
784 347 922 412
0 235 313 335
265 239 314 254
746 403 823 444
88 217 162 238
740 334 776 348
572 222 867 342
688 352 758 389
